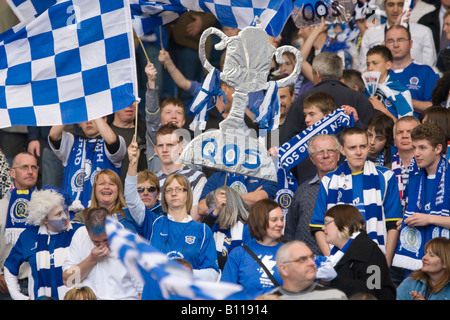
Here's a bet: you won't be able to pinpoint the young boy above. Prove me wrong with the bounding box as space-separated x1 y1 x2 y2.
365 113 394 166
49 117 127 209
303 91 360 128
365 45 413 121
303 92 337 128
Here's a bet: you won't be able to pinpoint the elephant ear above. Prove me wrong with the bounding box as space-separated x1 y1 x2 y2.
273 45 303 89
198 27 229 74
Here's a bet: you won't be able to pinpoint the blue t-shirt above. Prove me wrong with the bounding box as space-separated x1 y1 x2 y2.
389 62 439 117
221 240 283 299
125 208 218 272
311 166 403 229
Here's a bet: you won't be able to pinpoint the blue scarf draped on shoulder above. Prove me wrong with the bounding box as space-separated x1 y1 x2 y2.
326 161 386 253
393 157 450 271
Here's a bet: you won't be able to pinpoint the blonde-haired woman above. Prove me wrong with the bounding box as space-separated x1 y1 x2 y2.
72 169 128 223
397 237 450 300
4 188 82 300
125 138 219 297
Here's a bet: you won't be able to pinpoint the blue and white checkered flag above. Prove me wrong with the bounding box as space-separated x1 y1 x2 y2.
0 0 138 128
6 0 58 23
105 218 246 300
132 0 293 37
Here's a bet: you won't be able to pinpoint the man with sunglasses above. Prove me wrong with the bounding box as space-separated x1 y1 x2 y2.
0 151 38 299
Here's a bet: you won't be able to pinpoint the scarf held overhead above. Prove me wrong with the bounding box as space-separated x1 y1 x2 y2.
278 108 353 171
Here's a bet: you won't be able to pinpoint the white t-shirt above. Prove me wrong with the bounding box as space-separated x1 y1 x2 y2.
63 226 142 300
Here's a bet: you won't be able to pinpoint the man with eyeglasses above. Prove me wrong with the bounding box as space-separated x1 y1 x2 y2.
358 0 436 72
257 240 347 300
385 25 440 117
310 127 403 267
285 134 340 256
0 151 38 299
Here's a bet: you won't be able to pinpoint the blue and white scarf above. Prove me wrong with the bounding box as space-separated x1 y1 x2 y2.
326 161 386 252
188 69 224 131
393 157 450 271
316 232 360 281
370 152 385 166
390 153 419 209
278 108 353 171
275 164 298 216
328 231 360 267
250 81 280 131
188 68 280 131
5 187 36 244
34 223 77 300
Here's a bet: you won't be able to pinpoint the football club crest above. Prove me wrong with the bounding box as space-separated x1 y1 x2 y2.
399 226 422 257
9 198 29 225
185 236 196 245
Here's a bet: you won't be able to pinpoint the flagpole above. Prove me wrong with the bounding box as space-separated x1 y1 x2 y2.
135 37 151 140
137 37 150 64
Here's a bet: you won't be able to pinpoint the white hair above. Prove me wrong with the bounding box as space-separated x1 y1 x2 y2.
26 189 65 226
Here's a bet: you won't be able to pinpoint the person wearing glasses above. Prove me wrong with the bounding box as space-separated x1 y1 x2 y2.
310 127 403 266
319 204 396 300
385 25 439 117
258 240 347 300
4 188 82 300
285 134 340 256
0 151 38 299
153 123 206 222
125 139 219 286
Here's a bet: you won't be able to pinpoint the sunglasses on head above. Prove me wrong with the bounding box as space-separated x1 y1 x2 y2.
137 186 158 193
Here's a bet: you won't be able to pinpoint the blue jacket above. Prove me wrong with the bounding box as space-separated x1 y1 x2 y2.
397 277 450 300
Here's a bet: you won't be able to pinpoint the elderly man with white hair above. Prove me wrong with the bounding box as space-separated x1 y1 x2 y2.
3 188 82 300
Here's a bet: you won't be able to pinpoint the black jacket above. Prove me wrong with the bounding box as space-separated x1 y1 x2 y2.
329 231 396 300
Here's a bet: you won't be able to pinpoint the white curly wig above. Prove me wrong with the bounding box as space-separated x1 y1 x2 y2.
26 189 65 226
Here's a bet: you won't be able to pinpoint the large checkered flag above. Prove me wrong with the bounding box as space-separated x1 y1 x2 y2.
132 0 293 37
0 0 138 128
105 218 246 300
6 0 58 23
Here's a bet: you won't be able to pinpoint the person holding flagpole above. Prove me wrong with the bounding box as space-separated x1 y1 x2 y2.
124 137 219 286
48 117 127 210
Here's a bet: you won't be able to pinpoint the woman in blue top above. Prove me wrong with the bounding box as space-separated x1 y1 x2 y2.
397 237 450 300
4 188 82 300
124 139 219 285
221 199 284 299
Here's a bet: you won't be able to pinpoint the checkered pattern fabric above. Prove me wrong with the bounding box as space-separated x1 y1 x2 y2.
0 0 137 128
6 0 57 23
132 0 293 37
